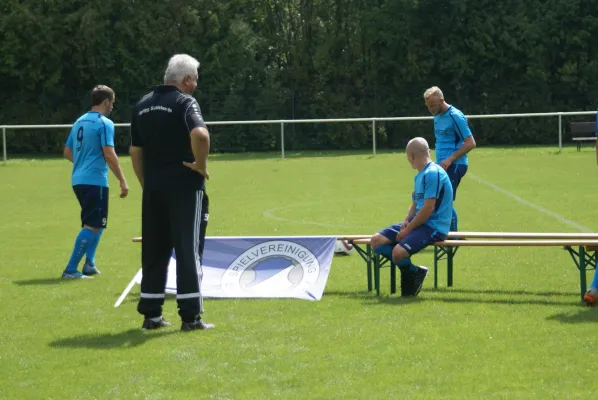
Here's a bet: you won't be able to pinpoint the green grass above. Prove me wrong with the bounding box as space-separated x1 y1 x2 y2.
1 146 598 399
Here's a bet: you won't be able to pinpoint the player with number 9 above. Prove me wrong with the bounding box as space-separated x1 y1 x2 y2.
62 85 129 279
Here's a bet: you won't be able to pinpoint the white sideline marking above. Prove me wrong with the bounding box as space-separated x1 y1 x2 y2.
469 173 593 233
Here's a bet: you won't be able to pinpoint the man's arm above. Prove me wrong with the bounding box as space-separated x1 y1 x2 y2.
181 98 210 179
129 110 145 186
401 196 417 227
440 112 476 169
100 120 128 197
402 198 436 233
64 131 74 162
184 126 210 179
63 146 73 163
130 145 144 188
446 136 476 165
103 146 129 198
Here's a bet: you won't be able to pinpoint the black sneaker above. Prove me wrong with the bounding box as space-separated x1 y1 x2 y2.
181 319 216 332
410 266 428 297
141 317 171 331
400 269 414 297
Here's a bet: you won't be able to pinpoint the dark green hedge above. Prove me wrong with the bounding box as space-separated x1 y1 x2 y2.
2 0 597 153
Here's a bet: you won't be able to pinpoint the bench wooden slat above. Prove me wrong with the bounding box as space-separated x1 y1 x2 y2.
446 232 598 239
132 234 372 243
134 233 598 245
336 235 372 240
437 239 598 246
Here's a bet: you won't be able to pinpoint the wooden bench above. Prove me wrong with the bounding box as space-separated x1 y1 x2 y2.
570 121 596 151
132 233 598 302
351 232 598 301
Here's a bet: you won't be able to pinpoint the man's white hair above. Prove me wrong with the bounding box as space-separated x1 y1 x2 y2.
163 54 200 84
423 86 444 100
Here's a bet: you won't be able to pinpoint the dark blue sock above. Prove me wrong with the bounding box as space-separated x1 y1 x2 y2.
450 208 458 232
66 228 98 272
85 228 103 266
396 258 418 272
374 244 394 260
376 245 418 272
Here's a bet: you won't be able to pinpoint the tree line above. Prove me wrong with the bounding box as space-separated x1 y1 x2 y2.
1 0 597 153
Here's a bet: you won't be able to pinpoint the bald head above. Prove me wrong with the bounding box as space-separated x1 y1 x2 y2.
406 137 430 156
406 137 431 170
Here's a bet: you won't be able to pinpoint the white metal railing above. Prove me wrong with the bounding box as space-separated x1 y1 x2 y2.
1 110 596 163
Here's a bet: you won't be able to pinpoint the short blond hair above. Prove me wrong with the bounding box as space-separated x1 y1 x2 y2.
423 86 444 100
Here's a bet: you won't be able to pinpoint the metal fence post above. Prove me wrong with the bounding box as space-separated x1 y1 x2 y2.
281 122 285 159
558 113 563 153
372 119 376 157
2 127 6 164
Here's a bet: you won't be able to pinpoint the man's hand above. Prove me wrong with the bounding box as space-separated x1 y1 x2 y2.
119 180 129 198
396 226 411 242
439 157 453 171
183 161 210 180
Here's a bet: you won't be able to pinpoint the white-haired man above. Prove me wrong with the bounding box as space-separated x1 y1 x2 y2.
129 54 214 331
370 138 453 297
423 86 476 233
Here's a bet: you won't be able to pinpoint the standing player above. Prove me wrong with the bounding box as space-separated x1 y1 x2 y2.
130 54 214 331
370 137 453 297
583 109 598 305
423 86 476 232
62 85 129 279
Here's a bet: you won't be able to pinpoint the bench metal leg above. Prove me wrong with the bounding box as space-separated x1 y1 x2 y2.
390 262 397 294
374 252 381 296
366 245 372 292
447 247 454 287
434 246 438 289
433 245 455 288
352 242 373 292
579 246 587 300
565 245 596 302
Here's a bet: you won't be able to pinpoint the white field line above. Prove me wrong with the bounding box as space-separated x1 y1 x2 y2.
469 173 593 233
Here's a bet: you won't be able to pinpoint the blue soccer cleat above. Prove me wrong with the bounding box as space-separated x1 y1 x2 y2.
62 270 92 279
82 262 101 276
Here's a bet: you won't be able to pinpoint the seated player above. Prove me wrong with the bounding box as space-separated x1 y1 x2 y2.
370 137 453 296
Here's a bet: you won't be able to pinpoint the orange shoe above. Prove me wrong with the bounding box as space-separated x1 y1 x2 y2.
583 287 598 306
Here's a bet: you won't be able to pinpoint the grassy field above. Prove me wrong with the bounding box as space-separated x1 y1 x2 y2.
1 145 598 399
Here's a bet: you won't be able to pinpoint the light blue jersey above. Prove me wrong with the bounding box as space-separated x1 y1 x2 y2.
413 162 453 235
65 111 114 187
434 105 473 165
